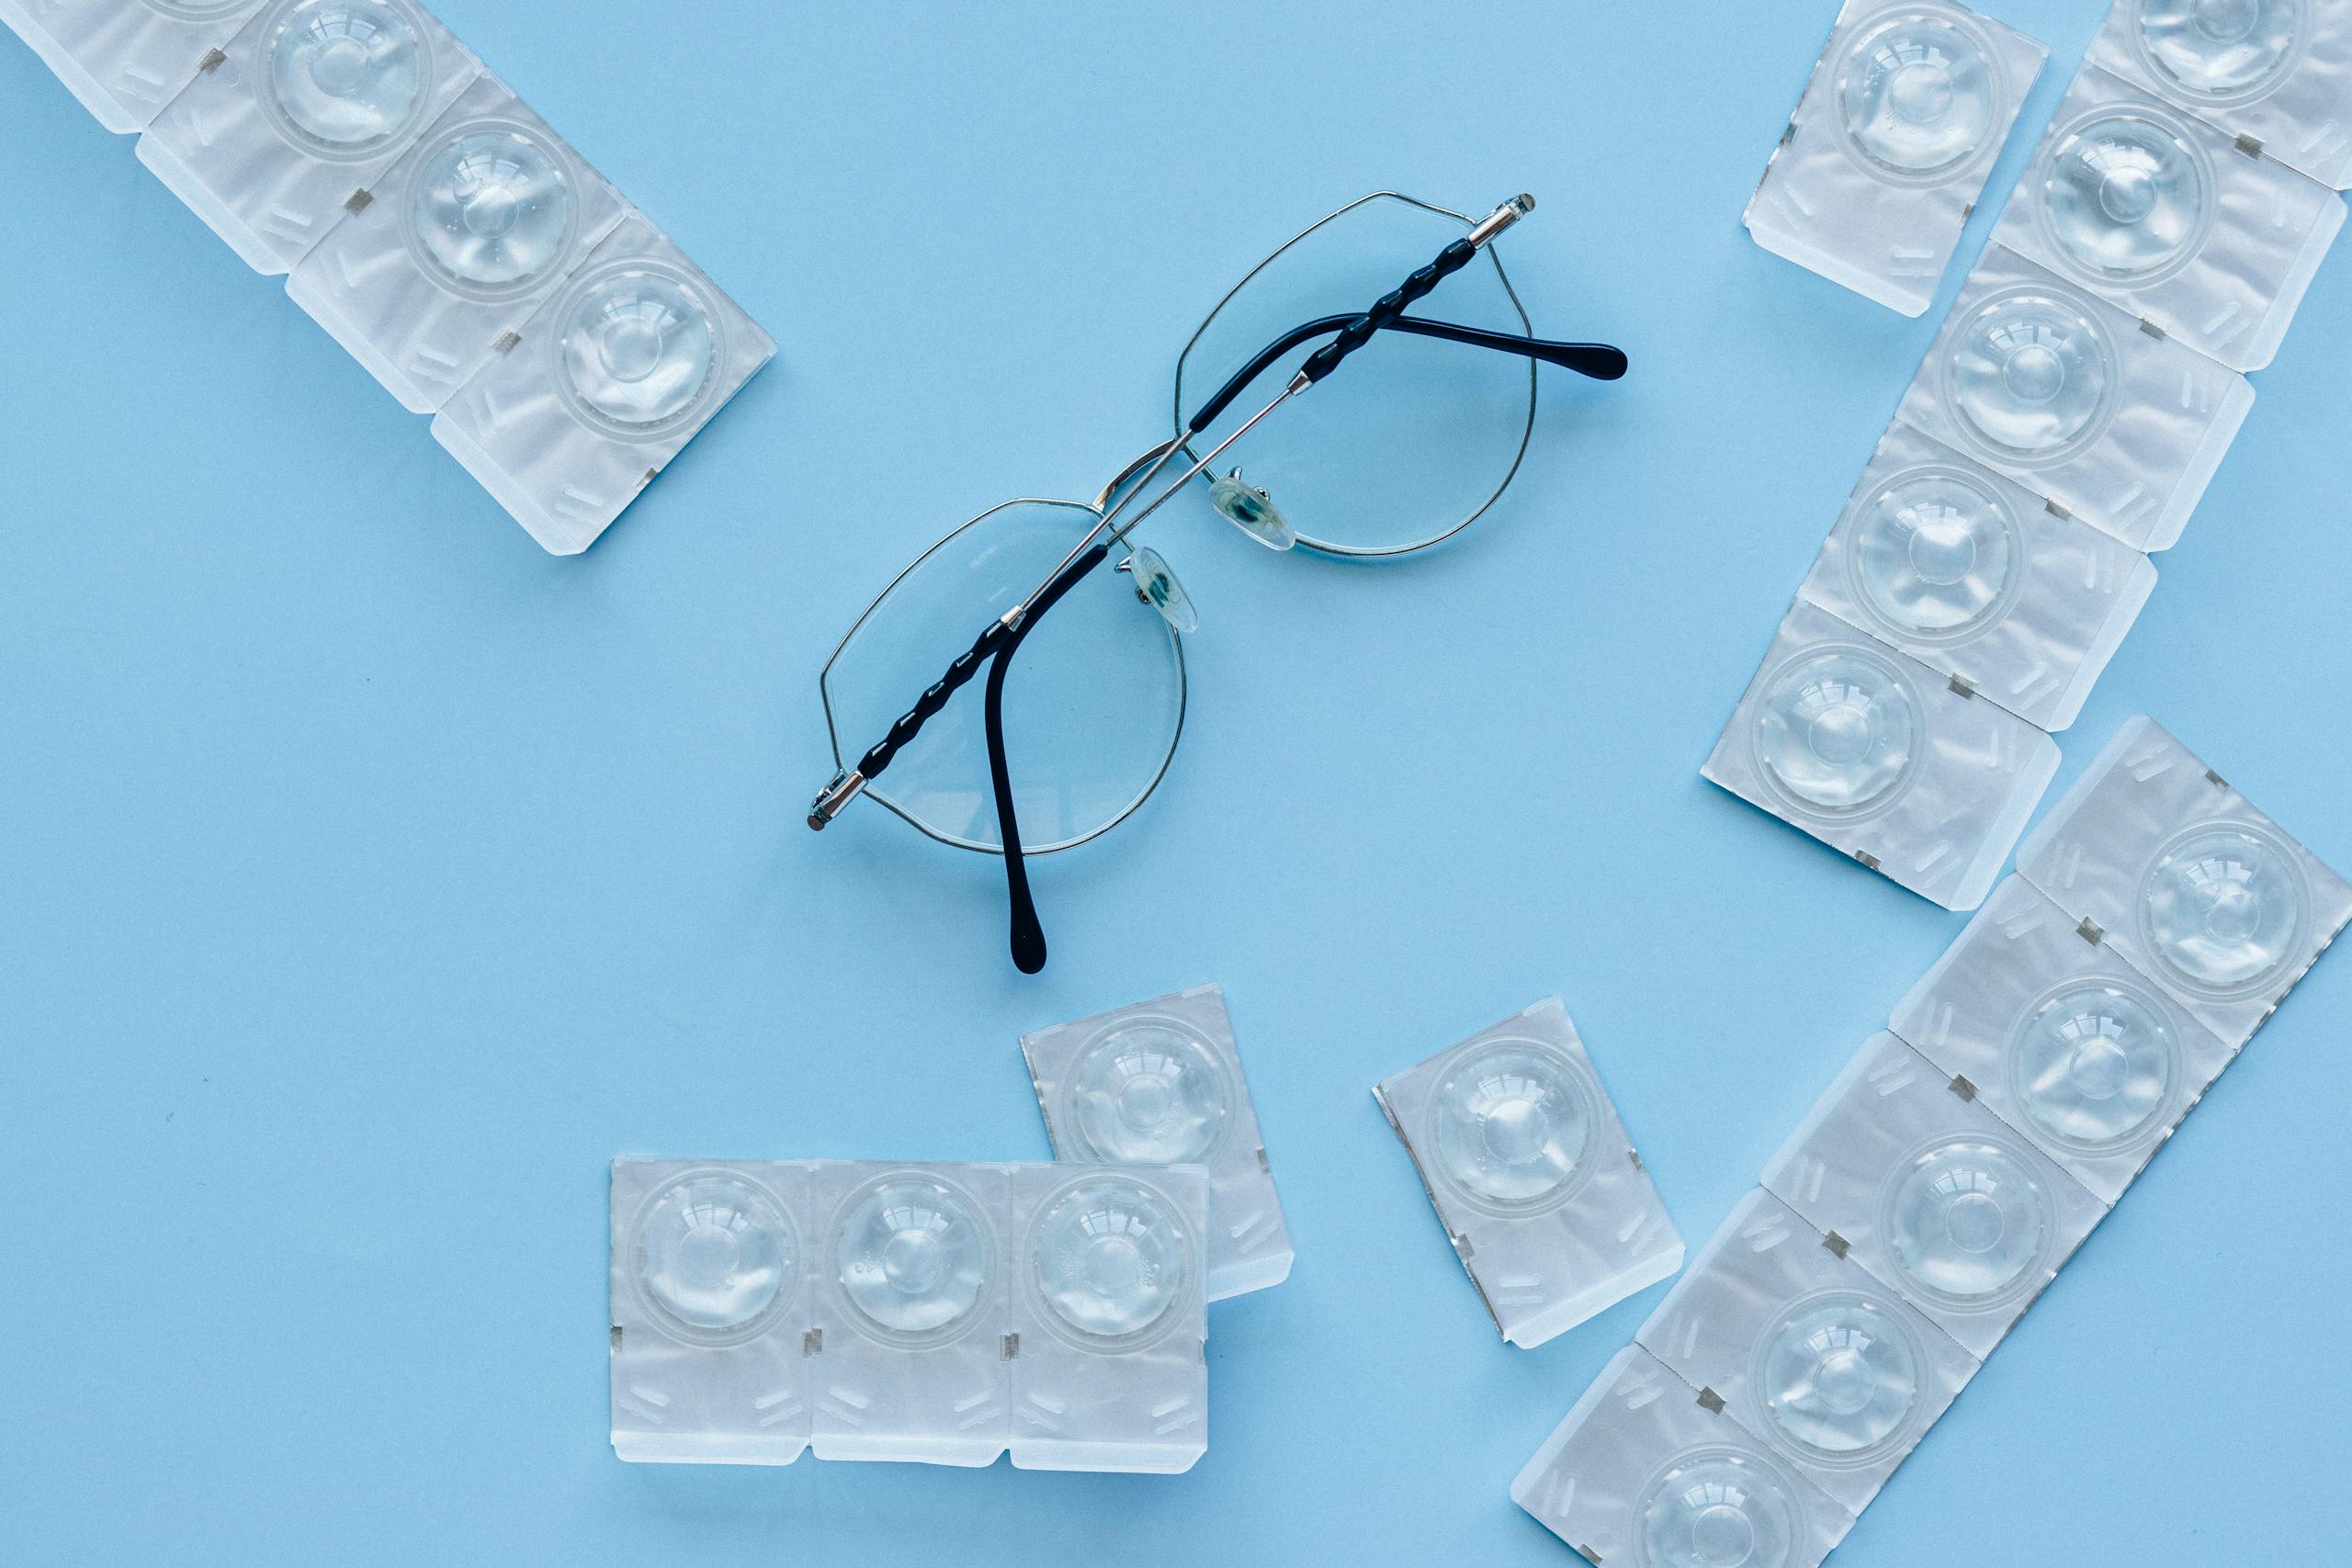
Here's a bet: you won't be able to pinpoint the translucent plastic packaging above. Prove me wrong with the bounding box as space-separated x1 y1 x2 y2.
1634 1189 1979 1516
135 0 483 276
1747 0 2049 316
2089 0 2352 189
285 72 628 412
1894 243 2256 551
608 1157 1209 1473
1891 873 2236 1203
430 212 774 555
1993 63 2345 370
1512 1344 1856 1568
1761 1032 2109 1359
1373 998 1683 1348
1022 983 1293 1302
2016 715 2352 1048
1702 597 2061 910
0 0 265 134
1796 422 2159 731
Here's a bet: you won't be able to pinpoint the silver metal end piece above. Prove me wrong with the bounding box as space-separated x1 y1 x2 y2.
1466 193 1536 248
808 769 865 830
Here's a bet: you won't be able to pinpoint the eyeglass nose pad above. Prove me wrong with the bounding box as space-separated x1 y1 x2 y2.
1208 468 1296 551
1120 547 1199 634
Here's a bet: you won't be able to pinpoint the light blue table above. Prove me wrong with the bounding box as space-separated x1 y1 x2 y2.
4 3 2344 1562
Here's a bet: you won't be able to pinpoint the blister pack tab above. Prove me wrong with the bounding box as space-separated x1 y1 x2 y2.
1702 597 2061 910
1747 0 2049 316
2016 715 2352 1047
1894 243 2256 551
286 72 628 412
1373 998 1683 1348
2089 0 2352 189
1993 62 2345 370
1511 1344 1856 1568
430 211 775 555
135 0 483 275
1892 873 2236 1202
1761 1032 2109 1359
1022 983 1293 1302
1634 1189 1979 1516
1 0 266 134
609 1157 1208 1473
1796 422 2159 731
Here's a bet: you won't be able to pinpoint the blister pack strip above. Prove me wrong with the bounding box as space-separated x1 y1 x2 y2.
1373 997 1683 1349
1 0 266 134
2088 0 2352 190
1022 983 1294 1302
609 1156 1209 1473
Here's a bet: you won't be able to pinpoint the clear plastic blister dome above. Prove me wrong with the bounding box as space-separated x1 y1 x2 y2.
2090 0 2352 190
1879 1134 2056 1310
1374 998 1683 1348
1 0 267 134
1703 598 2060 911
1747 0 2048 316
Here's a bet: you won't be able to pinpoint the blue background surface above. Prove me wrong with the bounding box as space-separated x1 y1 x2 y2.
4 3 2346 1562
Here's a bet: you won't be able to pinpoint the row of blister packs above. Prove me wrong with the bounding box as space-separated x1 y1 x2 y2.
610 986 1294 1473
2 0 772 553
1714 1 2349 911
1515 716 2350 1565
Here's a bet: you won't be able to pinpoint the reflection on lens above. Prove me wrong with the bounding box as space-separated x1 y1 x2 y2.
1838 10 1999 178
2009 981 2178 1153
2136 0 2303 101
2040 110 2210 284
1848 467 2020 641
1756 1292 1923 1464
1032 1177 1188 1341
1639 1448 1802 1568
410 126 576 291
834 1175 991 1339
1065 1022 1231 1165
634 1171 795 1342
267 1 425 151
1883 1137 2052 1307
1430 1041 1593 1211
2139 824 2310 996
559 265 717 431
1943 287 2115 460
1753 647 1921 817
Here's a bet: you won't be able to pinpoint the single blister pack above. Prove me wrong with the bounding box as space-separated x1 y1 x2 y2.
2089 0 2352 190
1796 422 2158 732
430 212 775 554
1993 62 2345 371
136 0 483 275
1894 243 2256 551
1893 874 2236 1202
1373 998 1683 1348
1021 983 1293 1302
2016 715 2352 1047
285 72 628 412
1512 1344 1856 1568
1 0 265 134
1746 0 2049 316
1634 1189 1980 1516
1761 1032 2109 1359
1702 597 2060 910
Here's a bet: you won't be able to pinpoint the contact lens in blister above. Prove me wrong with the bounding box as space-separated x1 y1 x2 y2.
1064 1023 1230 1165
2008 981 2178 1153
2134 0 2305 101
559 264 718 432
2139 824 2310 996
1847 467 2020 642
409 125 576 292
1838 9 2001 179
2038 108 2211 283
1430 1041 1594 1212
1942 286 2116 459
1883 1137 2053 1307
835 1175 992 1339
633 1170 797 1343
266 0 425 152
1031 1177 1189 1342
1639 1448 1803 1568
1752 647 1921 817
1755 1292 1924 1466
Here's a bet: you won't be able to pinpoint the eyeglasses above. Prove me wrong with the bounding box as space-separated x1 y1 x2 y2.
807 191 1626 972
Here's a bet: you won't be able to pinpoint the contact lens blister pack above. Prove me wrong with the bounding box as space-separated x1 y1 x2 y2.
1993 63 2345 370
2090 0 2352 190
1893 243 2256 551
1795 422 2159 731
610 1157 1209 1473
135 0 483 276
0 0 265 134
1021 984 1293 1302
430 212 775 554
1760 1032 2109 1359
285 73 628 412
1702 597 2061 910
2015 715 2352 1047
1633 1188 1979 1516
1891 873 2237 1201
1746 0 2048 316
1373 998 1683 1348
1511 1344 1856 1568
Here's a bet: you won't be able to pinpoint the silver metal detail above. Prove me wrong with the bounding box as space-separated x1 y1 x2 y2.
808 769 866 830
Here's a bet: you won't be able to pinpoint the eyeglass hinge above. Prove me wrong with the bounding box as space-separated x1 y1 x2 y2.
808 769 866 830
